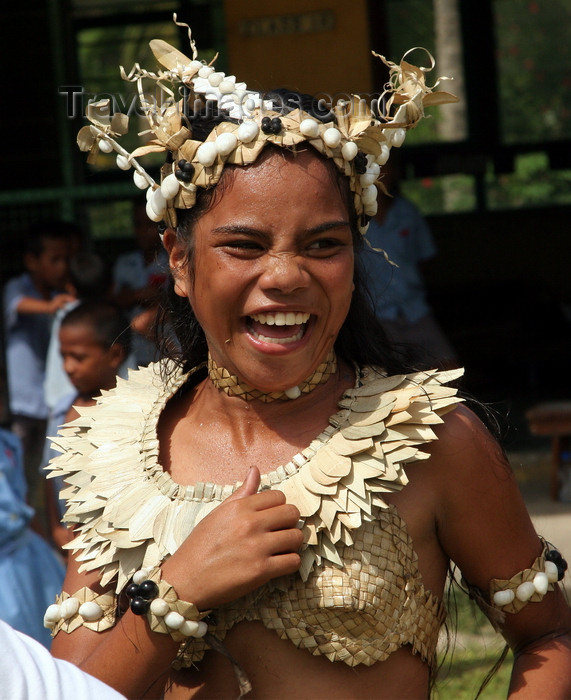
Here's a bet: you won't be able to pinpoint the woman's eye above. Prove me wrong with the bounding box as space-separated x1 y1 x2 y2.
307 238 341 251
225 240 264 251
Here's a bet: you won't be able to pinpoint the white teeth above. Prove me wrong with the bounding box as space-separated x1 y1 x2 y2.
251 328 305 344
250 312 310 326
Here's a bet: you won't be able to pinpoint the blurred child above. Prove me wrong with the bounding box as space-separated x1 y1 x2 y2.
45 250 112 413
43 300 130 552
3 221 77 508
112 200 167 367
0 425 65 647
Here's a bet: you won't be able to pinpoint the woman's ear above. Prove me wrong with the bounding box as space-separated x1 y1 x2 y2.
162 228 189 298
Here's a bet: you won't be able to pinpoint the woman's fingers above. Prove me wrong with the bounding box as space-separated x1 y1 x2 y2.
265 551 303 579
226 466 261 500
262 525 304 557
256 502 301 532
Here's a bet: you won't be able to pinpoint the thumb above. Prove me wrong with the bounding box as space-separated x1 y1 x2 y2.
226 466 260 501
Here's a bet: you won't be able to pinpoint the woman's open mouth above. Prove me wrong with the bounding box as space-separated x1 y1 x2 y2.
247 311 311 345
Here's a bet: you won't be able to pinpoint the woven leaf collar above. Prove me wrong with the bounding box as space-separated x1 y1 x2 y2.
48 362 463 591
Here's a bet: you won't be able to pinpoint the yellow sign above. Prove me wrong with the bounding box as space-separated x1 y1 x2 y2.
224 0 373 97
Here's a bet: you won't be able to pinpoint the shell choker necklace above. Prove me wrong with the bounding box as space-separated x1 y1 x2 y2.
207 350 337 403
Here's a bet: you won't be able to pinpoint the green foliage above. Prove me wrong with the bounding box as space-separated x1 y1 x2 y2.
494 0 571 144
401 174 476 214
487 153 571 209
435 586 512 699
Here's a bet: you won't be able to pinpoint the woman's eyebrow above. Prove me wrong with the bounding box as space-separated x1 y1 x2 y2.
212 224 262 235
212 220 351 235
307 220 351 234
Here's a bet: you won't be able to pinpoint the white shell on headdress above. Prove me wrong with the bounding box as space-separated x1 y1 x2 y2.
215 132 238 155
341 142 359 161
300 119 320 138
237 121 259 143
161 173 181 200
196 142 218 166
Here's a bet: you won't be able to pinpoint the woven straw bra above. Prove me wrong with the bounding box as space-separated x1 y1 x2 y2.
48 361 463 671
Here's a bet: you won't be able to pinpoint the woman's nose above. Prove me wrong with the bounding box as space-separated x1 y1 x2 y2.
259 253 310 294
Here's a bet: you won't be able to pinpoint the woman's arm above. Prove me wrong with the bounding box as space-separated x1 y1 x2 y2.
51 468 303 698
431 405 571 699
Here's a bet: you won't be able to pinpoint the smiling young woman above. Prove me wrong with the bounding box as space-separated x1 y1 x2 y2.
46 20 571 700
164 148 355 395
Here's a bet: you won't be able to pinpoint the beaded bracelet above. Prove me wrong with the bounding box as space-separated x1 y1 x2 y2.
125 567 209 642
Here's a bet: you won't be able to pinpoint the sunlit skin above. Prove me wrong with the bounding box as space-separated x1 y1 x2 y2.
167 148 355 394
51 150 571 700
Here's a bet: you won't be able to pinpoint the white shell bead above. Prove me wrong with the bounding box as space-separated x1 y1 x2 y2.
198 65 214 78
322 127 342 148
188 60 203 73
341 141 358 161
133 569 150 585
215 132 238 155
515 581 536 602
161 173 180 200
237 121 259 143
492 589 515 607
361 184 377 205
219 79 236 95
300 119 320 138
208 71 224 87
79 601 104 622
133 171 149 190
60 597 80 619
368 162 381 178
98 139 113 153
376 144 391 165
116 154 131 171
364 200 378 217
180 619 200 637
285 386 302 400
164 611 185 630
44 604 62 625
196 620 208 637
391 128 406 147
533 571 549 595
545 560 559 583
197 142 218 167
360 172 377 187
151 188 167 215
150 598 170 616
146 200 163 223
146 186 154 201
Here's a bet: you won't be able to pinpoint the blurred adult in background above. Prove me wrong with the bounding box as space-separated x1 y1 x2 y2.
361 156 458 370
112 201 168 367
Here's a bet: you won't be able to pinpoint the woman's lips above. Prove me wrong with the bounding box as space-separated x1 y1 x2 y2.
247 311 311 345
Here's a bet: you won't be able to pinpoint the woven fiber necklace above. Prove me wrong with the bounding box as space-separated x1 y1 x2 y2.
207 350 337 403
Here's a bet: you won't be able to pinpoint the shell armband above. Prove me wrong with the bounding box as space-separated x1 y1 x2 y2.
490 544 567 614
44 588 117 635
125 567 210 642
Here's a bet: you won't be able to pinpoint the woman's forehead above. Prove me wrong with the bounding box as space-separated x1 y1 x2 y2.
203 149 348 216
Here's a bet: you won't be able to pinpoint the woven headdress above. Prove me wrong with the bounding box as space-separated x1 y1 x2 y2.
78 16 457 233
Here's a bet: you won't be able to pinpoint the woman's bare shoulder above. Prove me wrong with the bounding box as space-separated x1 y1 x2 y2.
426 403 540 584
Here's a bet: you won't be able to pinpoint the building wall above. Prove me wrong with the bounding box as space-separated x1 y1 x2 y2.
224 0 374 96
